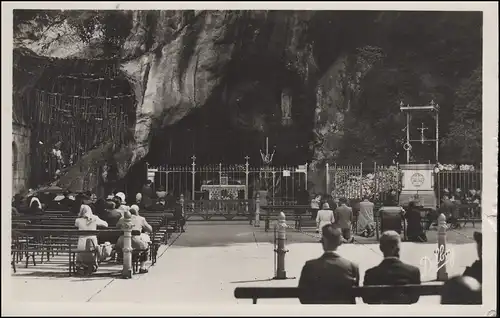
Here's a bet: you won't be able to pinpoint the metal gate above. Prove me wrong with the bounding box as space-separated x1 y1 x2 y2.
326 162 481 204
146 157 308 220
435 166 482 203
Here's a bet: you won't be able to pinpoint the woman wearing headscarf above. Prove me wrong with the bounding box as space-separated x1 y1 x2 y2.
28 196 43 215
74 205 108 263
316 202 335 237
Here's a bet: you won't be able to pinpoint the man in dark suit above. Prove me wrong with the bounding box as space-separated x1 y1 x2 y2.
362 230 421 304
298 224 360 304
333 198 354 243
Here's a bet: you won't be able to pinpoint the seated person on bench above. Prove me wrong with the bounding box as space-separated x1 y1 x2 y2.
298 224 359 304
152 197 167 212
75 204 109 264
362 230 421 304
116 207 153 274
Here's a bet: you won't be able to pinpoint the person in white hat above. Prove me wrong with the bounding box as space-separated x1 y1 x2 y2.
115 192 126 204
114 192 130 214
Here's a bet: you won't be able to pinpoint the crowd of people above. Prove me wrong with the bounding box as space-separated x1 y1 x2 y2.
12 180 186 274
438 188 481 229
298 224 483 304
307 186 482 244
310 194 390 243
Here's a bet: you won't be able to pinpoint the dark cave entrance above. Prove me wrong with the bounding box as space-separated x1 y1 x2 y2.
126 48 318 197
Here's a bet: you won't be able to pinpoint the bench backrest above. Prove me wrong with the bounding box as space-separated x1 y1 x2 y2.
234 284 443 304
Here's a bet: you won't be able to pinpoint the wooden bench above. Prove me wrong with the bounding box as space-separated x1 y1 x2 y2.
260 205 309 232
11 229 122 275
234 283 444 304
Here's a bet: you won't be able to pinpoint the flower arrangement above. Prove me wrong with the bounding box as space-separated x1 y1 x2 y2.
435 163 477 172
331 166 401 199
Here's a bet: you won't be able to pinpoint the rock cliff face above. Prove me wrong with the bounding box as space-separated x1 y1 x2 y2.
13 10 482 193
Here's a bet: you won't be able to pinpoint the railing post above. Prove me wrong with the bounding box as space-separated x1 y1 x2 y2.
304 163 308 191
272 171 276 203
245 156 250 200
254 192 260 227
121 211 134 279
325 163 330 196
436 213 449 281
191 156 196 200
359 162 363 199
274 212 289 279
333 163 337 198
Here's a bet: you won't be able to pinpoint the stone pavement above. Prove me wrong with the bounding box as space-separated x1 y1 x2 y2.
9 221 478 305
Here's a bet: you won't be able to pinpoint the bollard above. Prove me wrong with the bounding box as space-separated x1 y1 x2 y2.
436 213 449 281
274 212 289 280
121 211 134 279
254 193 260 227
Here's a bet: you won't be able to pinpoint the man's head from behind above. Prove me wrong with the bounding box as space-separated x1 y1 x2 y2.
440 275 482 305
320 224 343 251
379 231 401 258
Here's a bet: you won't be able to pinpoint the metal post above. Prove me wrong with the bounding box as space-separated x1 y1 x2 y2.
374 162 377 201
406 112 410 163
245 156 250 200
191 156 196 200
254 192 260 227
121 211 134 279
325 163 330 196
304 163 308 191
333 163 337 198
272 171 276 203
360 162 363 198
435 111 439 163
165 172 169 195
274 212 288 280
436 213 449 281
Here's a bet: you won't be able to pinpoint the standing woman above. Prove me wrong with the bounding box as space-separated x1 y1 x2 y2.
316 202 335 237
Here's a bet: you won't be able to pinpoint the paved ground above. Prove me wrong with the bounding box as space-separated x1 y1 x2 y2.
9 221 479 306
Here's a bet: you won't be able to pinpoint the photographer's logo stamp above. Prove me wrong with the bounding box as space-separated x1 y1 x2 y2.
420 246 454 278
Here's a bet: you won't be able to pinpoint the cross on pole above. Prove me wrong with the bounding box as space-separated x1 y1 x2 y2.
417 122 428 144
